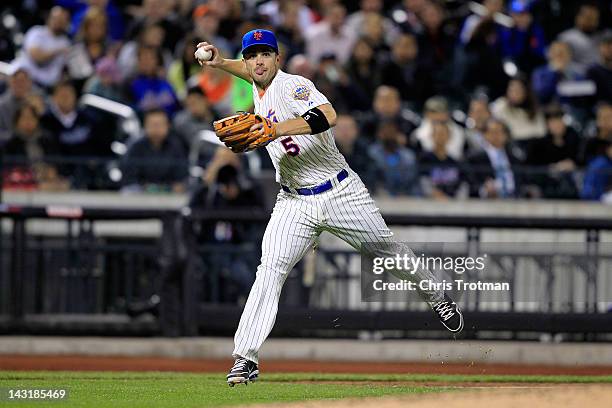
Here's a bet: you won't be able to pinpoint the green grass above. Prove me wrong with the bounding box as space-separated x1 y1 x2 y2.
0 371 610 408
263 372 612 384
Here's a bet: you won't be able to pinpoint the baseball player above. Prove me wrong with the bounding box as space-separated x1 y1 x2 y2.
197 29 464 387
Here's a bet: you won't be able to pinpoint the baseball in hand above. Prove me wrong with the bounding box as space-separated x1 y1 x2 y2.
195 47 212 62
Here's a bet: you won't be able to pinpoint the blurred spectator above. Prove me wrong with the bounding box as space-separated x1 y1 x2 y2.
368 120 420 196
346 0 400 46
526 105 580 199
172 86 218 158
457 15 508 100
359 12 391 55
459 0 504 45
498 0 546 76
532 41 585 106
129 46 180 117
412 96 467 160
274 1 307 60
466 118 521 198
417 0 455 94
192 5 233 56
121 109 187 193
558 2 601 70
259 0 314 38
419 121 466 200
189 161 264 225
67 6 109 85
334 114 375 189
287 54 315 80
14 6 71 88
392 0 427 35
379 33 431 108
586 31 612 104
61 0 125 42
189 150 264 303
0 5 18 61
311 54 366 113
0 68 44 143
125 0 183 52
4 103 57 172
2 104 64 191
465 95 492 151
360 85 419 140
167 34 203 101
40 80 108 158
3 1 44 35
173 0 196 22
581 103 612 165
198 63 234 117
344 37 380 107
305 3 356 64
2 0 609 200
82 56 126 103
207 0 244 42
491 76 546 143
117 23 172 81
581 140 612 202
39 80 112 189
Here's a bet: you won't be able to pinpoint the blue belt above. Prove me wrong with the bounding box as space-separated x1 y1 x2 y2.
282 169 349 195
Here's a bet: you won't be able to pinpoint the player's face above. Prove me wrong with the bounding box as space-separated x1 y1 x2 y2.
243 46 280 89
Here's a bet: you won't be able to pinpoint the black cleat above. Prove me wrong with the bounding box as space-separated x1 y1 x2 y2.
433 294 464 333
227 357 259 387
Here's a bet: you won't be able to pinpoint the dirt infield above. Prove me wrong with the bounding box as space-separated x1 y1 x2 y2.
1 355 611 376
254 385 612 408
2 355 611 407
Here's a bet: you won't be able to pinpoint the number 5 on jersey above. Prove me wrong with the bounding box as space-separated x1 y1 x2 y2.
281 137 300 156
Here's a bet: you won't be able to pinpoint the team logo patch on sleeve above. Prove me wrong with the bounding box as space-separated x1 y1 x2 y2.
293 85 310 101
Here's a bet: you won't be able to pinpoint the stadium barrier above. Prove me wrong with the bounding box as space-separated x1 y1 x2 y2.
1 203 611 339
3 152 611 200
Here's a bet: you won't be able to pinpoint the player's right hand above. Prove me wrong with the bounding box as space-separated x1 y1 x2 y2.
196 42 223 67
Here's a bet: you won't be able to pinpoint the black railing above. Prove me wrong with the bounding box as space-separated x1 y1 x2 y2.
3 154 611 200
1 204 611 339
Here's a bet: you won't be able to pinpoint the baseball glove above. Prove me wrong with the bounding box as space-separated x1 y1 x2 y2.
213 112 277 153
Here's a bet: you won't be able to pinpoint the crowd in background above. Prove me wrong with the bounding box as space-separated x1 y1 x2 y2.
0 0 611 203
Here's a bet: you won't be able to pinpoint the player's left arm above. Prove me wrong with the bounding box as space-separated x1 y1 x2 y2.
275 103 337 137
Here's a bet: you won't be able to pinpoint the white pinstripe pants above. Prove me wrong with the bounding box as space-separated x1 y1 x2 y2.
232 171 443 363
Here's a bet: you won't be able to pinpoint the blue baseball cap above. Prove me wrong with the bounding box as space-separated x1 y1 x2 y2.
241 29 279 55
509 0 531 14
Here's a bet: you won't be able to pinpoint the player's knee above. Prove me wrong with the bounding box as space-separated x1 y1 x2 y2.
362 242 403 260
257 256 292 277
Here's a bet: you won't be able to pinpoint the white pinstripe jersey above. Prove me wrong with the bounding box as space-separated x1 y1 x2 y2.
253 70 348 188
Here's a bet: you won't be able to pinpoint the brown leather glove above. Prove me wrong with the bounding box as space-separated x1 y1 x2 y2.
213 113 277 153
